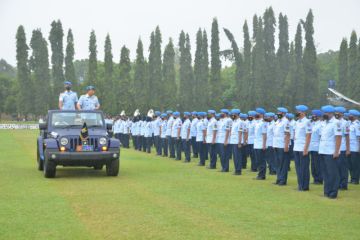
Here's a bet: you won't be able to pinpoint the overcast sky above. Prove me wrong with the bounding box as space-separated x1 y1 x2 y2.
1 0 359 66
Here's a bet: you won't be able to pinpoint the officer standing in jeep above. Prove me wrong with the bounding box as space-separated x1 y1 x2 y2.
58 81 78 110
77 86 100 110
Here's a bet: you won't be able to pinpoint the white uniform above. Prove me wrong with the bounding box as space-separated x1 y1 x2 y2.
294 117 312 152
181 119 191 140
229 118 241 144
166 116 174 137
190 118 199 138
160 120 167 139
216 118 231 144
253 119 268 149
247 120 255 144
266 121 274 148
309 121 323 152
144 121 153 138
196 119 206 142
319 117 342 155
171 118 182 138
153 117 161 136
339 118 350 151
273 118 291 149
206 117 218 143
349 120 360 152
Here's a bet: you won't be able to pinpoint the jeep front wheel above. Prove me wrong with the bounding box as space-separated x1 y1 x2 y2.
37 145 44 171
106 159 119 176
43 150 56 178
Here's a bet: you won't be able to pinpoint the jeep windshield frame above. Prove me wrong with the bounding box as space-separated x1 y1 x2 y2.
49 110 105 129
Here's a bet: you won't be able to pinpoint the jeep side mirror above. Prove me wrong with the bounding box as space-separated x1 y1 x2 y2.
39 122 47 130
106 123 112 131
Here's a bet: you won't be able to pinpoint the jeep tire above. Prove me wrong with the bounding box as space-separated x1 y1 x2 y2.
44 150 56 178
37 144 44 171
106 159 119 176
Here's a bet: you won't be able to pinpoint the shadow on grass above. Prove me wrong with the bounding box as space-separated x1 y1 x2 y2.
54 167 109 179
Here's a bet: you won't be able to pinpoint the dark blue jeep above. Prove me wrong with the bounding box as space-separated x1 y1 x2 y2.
37 110 120 178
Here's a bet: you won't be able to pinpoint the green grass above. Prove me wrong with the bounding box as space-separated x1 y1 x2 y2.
1 130 360 240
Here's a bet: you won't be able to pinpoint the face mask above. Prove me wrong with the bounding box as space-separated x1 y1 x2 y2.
255 114 260 119
323 114 330 121
295 112 301 118
349 116 355 121
334 113 341 119
311 116 318 121
248 117 253 121
277 114 283 119
65 86 71 90
220 113 225 118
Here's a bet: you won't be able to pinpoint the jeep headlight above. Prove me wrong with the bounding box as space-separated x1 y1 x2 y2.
99 137 107 145
60 137 68 146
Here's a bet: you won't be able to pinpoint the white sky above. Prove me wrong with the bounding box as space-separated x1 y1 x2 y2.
1 0 359 66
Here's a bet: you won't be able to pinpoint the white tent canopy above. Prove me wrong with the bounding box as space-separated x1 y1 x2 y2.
327 88 360 106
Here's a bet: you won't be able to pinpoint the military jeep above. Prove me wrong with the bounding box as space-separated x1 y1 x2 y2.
37 110 120 178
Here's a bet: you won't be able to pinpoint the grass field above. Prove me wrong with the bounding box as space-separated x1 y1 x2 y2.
1 130 360 240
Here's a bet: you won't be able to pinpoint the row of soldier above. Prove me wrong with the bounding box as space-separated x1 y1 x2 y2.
111 106 360 199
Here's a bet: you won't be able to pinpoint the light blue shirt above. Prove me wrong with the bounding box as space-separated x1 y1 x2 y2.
266 121 274 148
160 120 167 139
229 118 241 144
181 119 191 139
190 118 199 137
59 91 78 110
153 117 161 136
171 118 182 138
144 121 153 137
254 119 267 149
339 118 350 151
349 120 360 152
319 117 342 155
166 116 174 136
113 119 121 134
216 118 231 144
78 94 100 110
309 120 323 152
196 119 206 142
294 117 312 152
247 120 255 144
206 117 218 143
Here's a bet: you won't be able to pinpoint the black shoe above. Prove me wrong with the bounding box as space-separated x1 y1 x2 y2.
313 181 322 185
219 169 229 172
269 171 276 175
272 182 279 185
197 163 205 166
255 176 266 180
242 166 247 169
251 169 257 172
339 187 348 190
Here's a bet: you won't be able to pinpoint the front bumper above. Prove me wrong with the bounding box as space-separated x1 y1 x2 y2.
46 149 119 166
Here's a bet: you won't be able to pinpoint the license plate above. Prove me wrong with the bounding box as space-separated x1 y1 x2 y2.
82 145 93 151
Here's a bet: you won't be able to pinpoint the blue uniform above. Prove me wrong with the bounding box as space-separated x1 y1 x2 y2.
59 91 78 110
78 94 100 110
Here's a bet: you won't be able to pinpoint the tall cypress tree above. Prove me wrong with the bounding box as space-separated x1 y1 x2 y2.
65 29 76 91
118 46 132 113
277 13 290 105
302 9 318 106
293 23 305 105
178 31 193 110
49 20 64 102
201 30 209 109
87 30 97 86
194 28 203 110
148 26 162 109
338 38 348 94
283 42 295 107
210 18 222 109
243 20 252 108
30 29 50 116
134 38 147 113
103 34 114 114
162 38 177 109
263 7 277 107
16 25 32 117
348 31 358 98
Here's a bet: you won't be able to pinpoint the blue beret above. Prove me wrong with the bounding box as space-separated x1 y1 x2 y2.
321 105 335 113
208 110 216 114
231 109 240 115
265 112 275 118
334 106 346 113
155 111 161 116
198 112 206 117
348 109 360 116
173 111 180 116
184 112 191 116
160 113 167 118
215 113 221 118
166 110 173 114
286 113 294 119
64 81 72 85
277 107 288 113
295 105 308 112
311 109 323 117
248 111 257 116
240 113 248 118
86 85 95 91
256 107 266 114
191 111 198 115
220 109 230 114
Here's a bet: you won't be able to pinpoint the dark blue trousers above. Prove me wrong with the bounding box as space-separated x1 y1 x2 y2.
322 154 340 198
248 144 257 171
182 139 191 161
294 151 310 190
168 136 175 157
241 145 248 168
231 144 242 173
174 138 182 160
217 143 229 171
191 136 198 157
154 136 161 155
265 147 276 173
310 151 323 183
145 137 152 153
198 141 206 165
338 151 349 189
255 149 266 178
274 148 290 185
141 136 146 152
204 144 209 160
161 137 168 156
348 151 360 183
208 143 217 168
